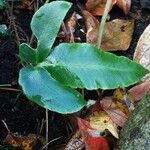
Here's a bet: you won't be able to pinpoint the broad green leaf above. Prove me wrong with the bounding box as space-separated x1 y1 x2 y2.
42 43 148 90
31 1 72 62
19 43 36 65
19 67 86 114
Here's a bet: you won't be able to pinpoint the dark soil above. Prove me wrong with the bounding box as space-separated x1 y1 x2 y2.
0 0 150 149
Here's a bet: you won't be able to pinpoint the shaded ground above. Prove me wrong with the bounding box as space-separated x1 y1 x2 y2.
0 0 150 149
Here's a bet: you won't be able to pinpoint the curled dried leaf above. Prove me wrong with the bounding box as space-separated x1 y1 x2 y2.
113 88 135 115
90 111 119 138
82 10 99 44
116 0 131 14
128 82 150 102
86 0 117 16
77 118 110 150
65 131 84 150
134 24 150 83
100 97 128 127
4 133 36 150
101 19 134 51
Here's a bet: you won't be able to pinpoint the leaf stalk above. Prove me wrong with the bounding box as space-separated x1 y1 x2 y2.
96 0 112 49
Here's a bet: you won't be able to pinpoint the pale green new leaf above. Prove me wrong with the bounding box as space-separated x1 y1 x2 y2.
19 67 86 114
31 1 72 62
43 43 148 90
19 1 72 64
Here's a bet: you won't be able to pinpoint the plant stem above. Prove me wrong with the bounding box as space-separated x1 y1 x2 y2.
96 0 112 49
2 120 10 133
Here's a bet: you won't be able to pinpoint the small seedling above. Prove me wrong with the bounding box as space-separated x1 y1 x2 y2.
19 1 148 114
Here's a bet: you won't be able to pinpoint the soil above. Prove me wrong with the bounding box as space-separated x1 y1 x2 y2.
0 0 150 149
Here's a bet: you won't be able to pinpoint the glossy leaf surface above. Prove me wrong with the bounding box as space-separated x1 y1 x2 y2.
43 43 148 90
19 67 86 114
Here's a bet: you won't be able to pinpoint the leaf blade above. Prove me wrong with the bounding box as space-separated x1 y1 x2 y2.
43 43 148 89
19 67 86 114
31 1 72 62
19 43 37 65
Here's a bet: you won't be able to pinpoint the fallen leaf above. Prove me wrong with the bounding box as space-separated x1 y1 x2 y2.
113 88 135 115
86 0 117 16
101 19 134 51
59 12 78 42
86 136 110 150
128 82 150 102
65 131 84 150
77 118 110 150
85 19 134 51
66 12 77 42
117 0 131 14
100 97 128 127
85 0 131 16
134 24 150 83
4 132 36 150
15 0 34 10
90 111 119 138
82 10 99 44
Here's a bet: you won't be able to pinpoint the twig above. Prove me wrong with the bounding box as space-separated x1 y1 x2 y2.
96 0 112 49
81 89 84 99
2 120 10 133
45 109 49 150
0 87 22 92
0 84 12 87
9 1 20 45
29 0 39 45
41 136 62 150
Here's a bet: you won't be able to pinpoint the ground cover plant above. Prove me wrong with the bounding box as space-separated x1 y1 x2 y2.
0 0 150 149
19 1 148 114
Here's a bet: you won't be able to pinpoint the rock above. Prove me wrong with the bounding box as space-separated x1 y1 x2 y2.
118 92 150 150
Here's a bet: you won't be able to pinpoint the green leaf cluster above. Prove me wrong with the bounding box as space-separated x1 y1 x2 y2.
19 1 148 114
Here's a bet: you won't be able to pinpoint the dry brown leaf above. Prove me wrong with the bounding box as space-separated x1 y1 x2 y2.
100 97 128 127
15 0 34 10
113 88 135 115
90 111 119 138
85 19 134 51
128 82 150 102
134 24 150 83
4 132 36 150
82 10 99 44
59 12 77 42
66 12 77 42
65 131 84 150
101 19 134 51
117 0 131 14
86 0 117 16
85 0 131 16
